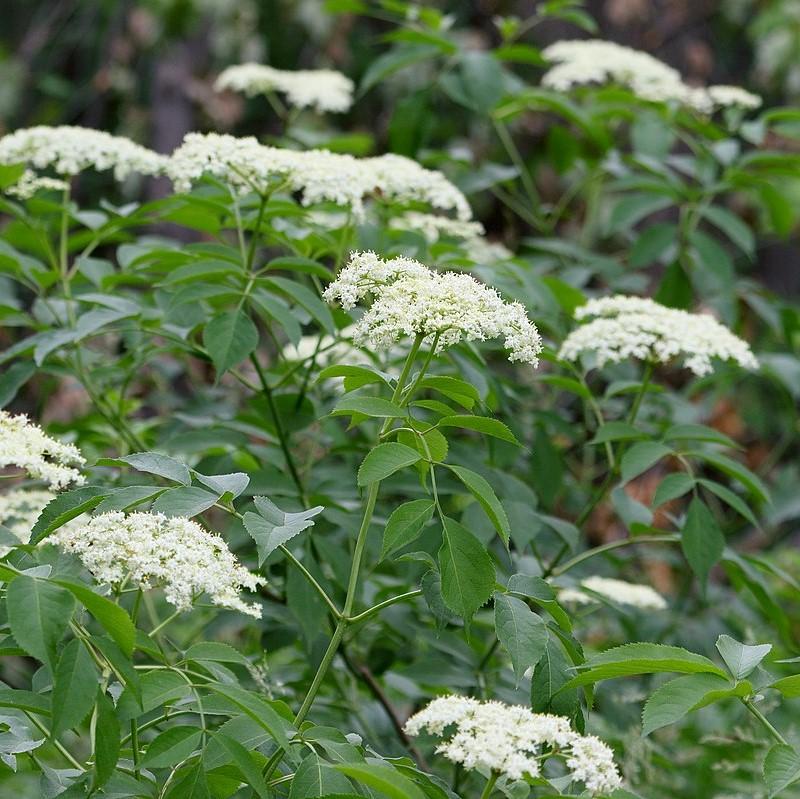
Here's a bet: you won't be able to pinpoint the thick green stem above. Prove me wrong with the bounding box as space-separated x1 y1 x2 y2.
479 771 499 799
292 335 425 726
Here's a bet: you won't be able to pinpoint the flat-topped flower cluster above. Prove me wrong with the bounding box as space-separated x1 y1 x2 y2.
0 411 85 489
215 63 354 113
323 251 542 365
559 295 758 376
559 576 667 609
0 125 167 181
50 511 262 617
542 40 762 113
390 211 512 262
405 695 622 793
167 132 471 221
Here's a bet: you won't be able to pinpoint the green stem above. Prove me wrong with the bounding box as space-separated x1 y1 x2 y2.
743 699 787 745
292 335 425 727
250 353 308 505
346 589 422 624
492 119 540 223
280 544 342 618
479 771 499 799
551 534 680 577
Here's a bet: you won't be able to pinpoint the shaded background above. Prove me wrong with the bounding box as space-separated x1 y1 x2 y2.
3 0 799 292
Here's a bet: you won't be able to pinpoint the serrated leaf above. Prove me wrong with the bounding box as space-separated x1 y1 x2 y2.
682 497 725 590
55 580 136 657
7 575 75 670
764 744 800 797
621 441 672 484
30 486 108 544
447 465 510 546
212 732 271 799
563 643 728 690
334 762 426 799
332 396 406 419
203 310 259 376
243 497 324 565
642 673 732 735
142 726 203 768
290 752 353 799
151 486 220 517
716 634 772 680
437 415 520 444
438 517 495 619
357 442 420 486
51 639 98 737
653 473 695 508
494 592 548 685
381 499 435 560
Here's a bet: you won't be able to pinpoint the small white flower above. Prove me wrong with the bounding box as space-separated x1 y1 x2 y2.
542 40 761 115
324 251 542 365
558 295 758 376
405 695 622 793
0 411 85 489
559 577 667 610
50 511 263 617
215 63 354 113
4 169 68 199
0 126 167 180
390 211 512 262
166 133 471 222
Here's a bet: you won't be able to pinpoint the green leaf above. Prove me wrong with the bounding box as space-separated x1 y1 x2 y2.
55 580 136 657
439 517 495 619
438 415 520 444
150 486 221 517
0 360 35 408
203 310 259 377
195 472 249 499
334 762 426 799
642 673 733 735
688 450 770 503
165 760 211 798
290 752 353 798
494 592 548 685
447 465 510 545
770 675 800 698
653 473 695 508
606 194 673 234
418 376 479 409
716 635 772 680
621 442 672 484
563 643 728 690
318 364 391 391
212 732 271 799
682 497 725 590
184 642 250 666
110 452 191 486
51 639 98 737
243 497 324 565
381 499 435 560
0 689 51 716
7 575 75 670
332 396 406 419
531 638 579 718
664 423 739 449
700 205 755 256
630 223 677 267
698 479 758 526
357 443 420 486
142 726 203 768
117 671 187 721
360 44 440 94
30 486 108 544
588 422 647 445
764 744 800 797
263 276 336 335
93 689 120 788
203 684 293 752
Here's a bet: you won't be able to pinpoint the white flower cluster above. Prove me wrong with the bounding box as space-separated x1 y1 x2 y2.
166 133 471 221
50 511 262 617
0 490 56 554
215 63 354 113
323 251 542 365
558 295 758 376
5 169 68 199
405 695 622 793
0 411 85 489
542 40 762 113
0 126 167 181
390 211 512 262
559 576 667 610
